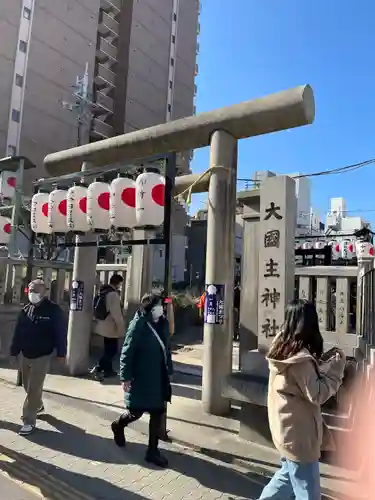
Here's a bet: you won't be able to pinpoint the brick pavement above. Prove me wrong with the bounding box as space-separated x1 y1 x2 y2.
0 380 265 499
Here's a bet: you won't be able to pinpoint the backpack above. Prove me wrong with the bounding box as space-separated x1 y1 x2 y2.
93 288 110 320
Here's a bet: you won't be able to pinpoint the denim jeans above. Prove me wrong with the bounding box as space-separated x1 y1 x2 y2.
258 458 321 500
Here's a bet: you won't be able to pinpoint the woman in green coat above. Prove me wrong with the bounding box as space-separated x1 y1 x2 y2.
111 293 173 467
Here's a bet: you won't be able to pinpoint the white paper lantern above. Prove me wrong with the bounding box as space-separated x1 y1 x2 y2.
329 240 340 260
355 241 374 260
87 179 110 232
67 184 89 233
48 187 69 233
314 240 326 250
341 240 356 260
0 216 11 244
135 171 165 227
0 171 17 200
31 191 51 234
110 175 137 230
302 241 313 250
295 242 302 250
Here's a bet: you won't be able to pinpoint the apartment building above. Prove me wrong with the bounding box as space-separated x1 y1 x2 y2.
0 0 200 272
0 0 199 187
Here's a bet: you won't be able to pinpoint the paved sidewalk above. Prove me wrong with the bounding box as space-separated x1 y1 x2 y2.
0 472 41 499
0 379 266 499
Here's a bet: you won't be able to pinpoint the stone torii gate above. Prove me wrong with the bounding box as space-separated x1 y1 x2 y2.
43 85 315 416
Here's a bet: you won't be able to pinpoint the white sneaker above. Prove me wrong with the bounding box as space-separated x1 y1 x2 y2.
19 424 34 436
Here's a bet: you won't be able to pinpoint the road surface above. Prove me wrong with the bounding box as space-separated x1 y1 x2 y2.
0 473 41 499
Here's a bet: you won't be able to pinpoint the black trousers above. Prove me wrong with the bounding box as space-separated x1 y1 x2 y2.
116 410 163 451
98 337 118 374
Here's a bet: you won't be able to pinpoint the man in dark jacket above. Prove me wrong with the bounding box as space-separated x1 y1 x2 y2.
10 279 67 436
111 293 173 467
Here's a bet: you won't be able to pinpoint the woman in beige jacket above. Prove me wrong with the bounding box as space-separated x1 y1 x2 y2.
91 274 125 380
258 300 346 500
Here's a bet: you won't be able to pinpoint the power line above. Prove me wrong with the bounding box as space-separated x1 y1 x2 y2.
237 156 375 184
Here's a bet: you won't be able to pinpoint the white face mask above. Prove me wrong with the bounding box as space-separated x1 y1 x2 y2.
151 304 164 322
28 292 41 304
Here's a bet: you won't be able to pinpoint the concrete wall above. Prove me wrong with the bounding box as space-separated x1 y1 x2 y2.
0 0 21 157
186 219 207 288
172 0 198 121
152 231 186 284
20 0 100 192
125 0 172 132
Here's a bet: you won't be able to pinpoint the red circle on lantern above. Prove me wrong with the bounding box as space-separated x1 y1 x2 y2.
58 199 67 216
348 244 353 253
3 223 11 234
121 187 136 208
7 177 16 188
98 192 110 211
335 244 340 252
152 184 165 207
370 246 374 257
42 203 48 217
79 197 87 213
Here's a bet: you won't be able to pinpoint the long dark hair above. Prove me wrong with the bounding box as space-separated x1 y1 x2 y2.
268 299 323 361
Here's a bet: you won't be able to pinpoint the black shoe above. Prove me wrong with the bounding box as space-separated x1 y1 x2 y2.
111 421 126 447
145 449 168 468
103 370 118 379
90 366 104 381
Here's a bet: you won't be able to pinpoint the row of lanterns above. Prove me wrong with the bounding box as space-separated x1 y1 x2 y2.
295 240 375 260
31 172 166 234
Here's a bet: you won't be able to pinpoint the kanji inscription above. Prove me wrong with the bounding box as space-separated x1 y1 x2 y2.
264 202 283 221
264 230 280 248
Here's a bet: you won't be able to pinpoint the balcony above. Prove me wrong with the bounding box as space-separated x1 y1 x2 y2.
93 91 114 115
100 0 121 15
94 63 116 89
98 12 119 39
96 37 117 63
91 117 115 140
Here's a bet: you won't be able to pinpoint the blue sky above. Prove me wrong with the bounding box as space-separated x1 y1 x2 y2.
190 0 375 224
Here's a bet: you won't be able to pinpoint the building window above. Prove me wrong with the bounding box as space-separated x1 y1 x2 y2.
173 13 177 21
19 40 27 53
170 57 174 66
172 34 176 44
15 74 23 87
8 145 16 156
169 80 173 89
23 7 32 19
159 249 163 258
12 109 20 123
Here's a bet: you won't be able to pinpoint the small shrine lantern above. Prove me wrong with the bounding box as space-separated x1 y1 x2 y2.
110 174 137 230
0 171 17 200
87 178 110 232
48 186 69 234
0 216 11 244
67 181 89 233
341 240 356 260
314 240 326 250
356 241 374 260
329 241 341 260
302 241 313 250
31 191 51 234
135 169 165 227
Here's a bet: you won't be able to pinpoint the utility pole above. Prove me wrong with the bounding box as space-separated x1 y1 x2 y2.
60 63 93 147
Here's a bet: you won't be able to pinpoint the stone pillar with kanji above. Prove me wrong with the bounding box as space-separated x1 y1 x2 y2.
258 176 296 351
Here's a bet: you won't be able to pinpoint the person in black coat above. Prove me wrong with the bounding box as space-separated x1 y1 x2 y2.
10 279 67 436
111 293 173 467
